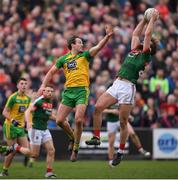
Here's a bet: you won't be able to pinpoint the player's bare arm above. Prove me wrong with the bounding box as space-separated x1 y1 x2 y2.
143 10 159 51
89 25 113 57
50 110 57 121
39 65 58 94
25 104 35 129
131 18 147 50
2 107 12 122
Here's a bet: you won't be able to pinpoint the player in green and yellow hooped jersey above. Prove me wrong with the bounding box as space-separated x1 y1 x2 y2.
86 10 159 167
25 85 57 178
39 25 114 162
0 78 31 177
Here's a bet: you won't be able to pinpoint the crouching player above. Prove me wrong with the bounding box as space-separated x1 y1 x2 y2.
25 85 57 178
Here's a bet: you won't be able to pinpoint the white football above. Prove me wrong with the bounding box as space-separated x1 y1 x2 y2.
144 8 155 21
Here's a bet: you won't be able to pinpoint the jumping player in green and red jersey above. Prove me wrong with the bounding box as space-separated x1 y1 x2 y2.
38 25 114 162
86 10 159 167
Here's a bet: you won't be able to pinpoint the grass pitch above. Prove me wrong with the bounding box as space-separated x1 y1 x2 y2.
0 160 177 179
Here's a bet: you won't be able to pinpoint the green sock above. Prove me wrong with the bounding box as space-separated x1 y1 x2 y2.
0 145 8 153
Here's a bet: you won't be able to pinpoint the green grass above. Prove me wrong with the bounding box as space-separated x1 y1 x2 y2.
0 160 178 179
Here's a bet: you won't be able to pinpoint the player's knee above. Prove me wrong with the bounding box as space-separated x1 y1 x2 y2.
56 119 64 126
75 118 83 126
57 120 63 126
120 120 127 129
26 148 31 155
95 103 104 113
48 147 55 156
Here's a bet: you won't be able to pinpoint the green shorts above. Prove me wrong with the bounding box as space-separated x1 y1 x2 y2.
3 123 26 140
61 87 90 108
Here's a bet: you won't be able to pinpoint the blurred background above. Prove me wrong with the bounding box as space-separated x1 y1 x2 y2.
0 0 178 160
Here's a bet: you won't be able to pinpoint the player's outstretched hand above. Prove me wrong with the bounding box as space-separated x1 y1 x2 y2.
151 9 159 21
37 85 45 96
105 25 114 37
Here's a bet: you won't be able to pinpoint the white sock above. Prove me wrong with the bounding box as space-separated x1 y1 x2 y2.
138 147 144 154
117 149 124 154
13 143 19 150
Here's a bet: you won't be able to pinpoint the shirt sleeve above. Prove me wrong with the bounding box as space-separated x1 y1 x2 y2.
55 56 64 69
33 97 42 108
27 97 31 108
5 95 16 109
82 51 92 62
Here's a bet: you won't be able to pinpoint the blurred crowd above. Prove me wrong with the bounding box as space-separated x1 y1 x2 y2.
0 0 178 129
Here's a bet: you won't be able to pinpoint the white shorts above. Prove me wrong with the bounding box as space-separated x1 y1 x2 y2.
28 128 52 146
106 79 136 105
107 121 120 134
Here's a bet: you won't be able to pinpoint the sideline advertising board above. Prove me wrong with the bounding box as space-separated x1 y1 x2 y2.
153 128 178 159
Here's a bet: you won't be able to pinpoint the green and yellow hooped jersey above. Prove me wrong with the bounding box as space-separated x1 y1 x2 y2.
5 92 31 127
55 51 92 87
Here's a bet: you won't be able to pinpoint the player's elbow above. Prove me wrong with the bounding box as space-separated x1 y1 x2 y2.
132 31 139 37
2 109 7 117
25 110 30 118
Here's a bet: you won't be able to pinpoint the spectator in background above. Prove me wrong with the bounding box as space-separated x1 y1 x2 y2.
155 0 170 21
159 94 178 116
150 68 169 95
158 107 178 128
142 97 158 128
130 105 143 127
166 70 177 94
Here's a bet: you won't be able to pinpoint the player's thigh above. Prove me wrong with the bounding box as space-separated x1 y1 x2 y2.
41 129 52 145
119 104 133 122
6 139 16 146
3 123 18 140
28 128 42 146
75 87 90 106
17 136 29 148
95 92 118 111
75 104 87 120
127 122 135 135
57 103 73 122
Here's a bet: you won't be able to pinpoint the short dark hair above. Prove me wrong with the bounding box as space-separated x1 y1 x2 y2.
67 36 80 50
17 77 27 83
46 84 54 89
